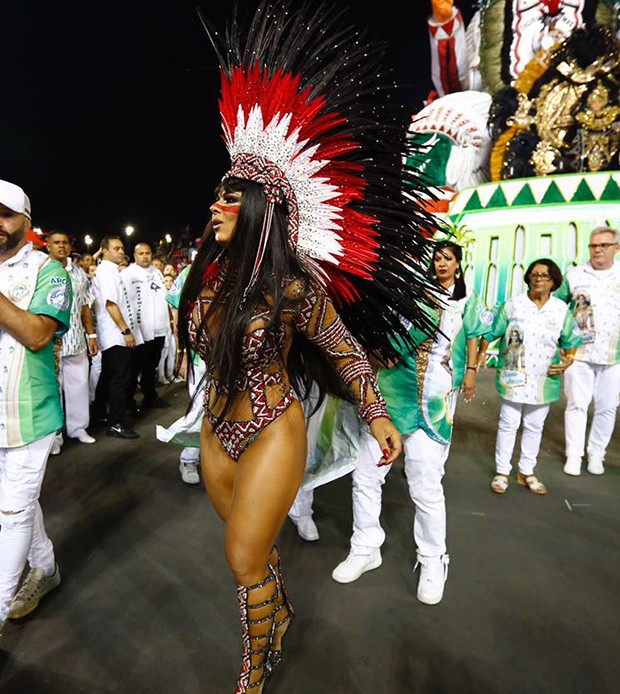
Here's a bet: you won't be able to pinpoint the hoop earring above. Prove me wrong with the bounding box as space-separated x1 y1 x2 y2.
455 270 461 279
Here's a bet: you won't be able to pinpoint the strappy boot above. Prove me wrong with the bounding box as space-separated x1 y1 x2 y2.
235 566 279 693
267 545 295 670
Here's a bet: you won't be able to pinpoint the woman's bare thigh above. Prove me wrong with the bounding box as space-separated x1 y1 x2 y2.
202 401 307 583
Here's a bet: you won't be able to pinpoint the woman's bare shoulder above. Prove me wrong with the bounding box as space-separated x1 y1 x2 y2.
283 276 310 302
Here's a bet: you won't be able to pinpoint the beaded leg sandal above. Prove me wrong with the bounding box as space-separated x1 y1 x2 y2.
268 545 295 670
235 566 279 693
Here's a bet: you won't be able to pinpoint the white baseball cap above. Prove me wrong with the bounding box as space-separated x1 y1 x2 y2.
0 179 31 219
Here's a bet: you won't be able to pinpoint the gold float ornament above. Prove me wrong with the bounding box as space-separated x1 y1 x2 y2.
534 79 588 151
530 141 561 176
575 81 620 171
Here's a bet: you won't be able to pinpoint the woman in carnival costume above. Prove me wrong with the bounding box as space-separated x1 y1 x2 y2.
176 1 441 690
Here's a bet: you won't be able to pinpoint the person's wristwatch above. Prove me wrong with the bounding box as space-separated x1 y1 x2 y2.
121 328 131 335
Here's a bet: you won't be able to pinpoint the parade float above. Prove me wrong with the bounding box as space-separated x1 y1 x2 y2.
413 3 620 309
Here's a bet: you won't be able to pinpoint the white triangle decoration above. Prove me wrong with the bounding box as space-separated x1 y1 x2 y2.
528 177 553 203
554 174 583 202
450 188 474 215
500 179 530 206
476 184 497 208
584 172 613 200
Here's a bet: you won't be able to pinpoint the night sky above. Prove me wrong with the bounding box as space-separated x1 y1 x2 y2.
2 0 475 251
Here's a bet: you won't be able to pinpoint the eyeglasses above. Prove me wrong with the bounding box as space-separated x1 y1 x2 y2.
588 243 618 250
529 273 551 280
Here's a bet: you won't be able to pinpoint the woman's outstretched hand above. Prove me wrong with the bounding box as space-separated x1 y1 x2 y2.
370 417 402 467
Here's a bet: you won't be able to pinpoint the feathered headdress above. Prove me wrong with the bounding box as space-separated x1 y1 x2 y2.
199 0 442 362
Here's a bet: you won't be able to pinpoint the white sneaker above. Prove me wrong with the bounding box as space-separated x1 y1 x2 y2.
290 516 319 542
8 563 61 619
587 457 605 475
331 548 382 584
415 554 449 605
563 458 582 476
179 463 200 485
50 440 62 456
76 432 96 444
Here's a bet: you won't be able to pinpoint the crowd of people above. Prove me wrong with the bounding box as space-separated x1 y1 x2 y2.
285 228 620 609
1 2 619 692
2 186 617 692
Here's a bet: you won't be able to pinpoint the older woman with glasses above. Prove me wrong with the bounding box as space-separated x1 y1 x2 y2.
480 258 585 495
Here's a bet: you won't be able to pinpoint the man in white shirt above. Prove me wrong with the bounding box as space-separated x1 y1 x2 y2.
0 180 71 639
91 236 143 439
122 242 171 413
45 231 98 452
556 226 620 475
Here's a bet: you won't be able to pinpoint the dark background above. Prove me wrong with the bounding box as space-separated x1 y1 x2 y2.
1 0 475 251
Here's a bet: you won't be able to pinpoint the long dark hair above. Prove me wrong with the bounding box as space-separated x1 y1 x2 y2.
177 177 353 422
429 240 467 301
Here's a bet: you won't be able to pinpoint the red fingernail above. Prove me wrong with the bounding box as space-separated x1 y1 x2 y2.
383 449 390 457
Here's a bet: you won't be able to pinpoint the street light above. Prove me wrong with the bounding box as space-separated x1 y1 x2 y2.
165 234 172 244
125 225 135 236
84 234 93 249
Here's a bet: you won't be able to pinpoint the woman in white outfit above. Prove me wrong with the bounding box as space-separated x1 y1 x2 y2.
332 240 492 605
483 259 584 494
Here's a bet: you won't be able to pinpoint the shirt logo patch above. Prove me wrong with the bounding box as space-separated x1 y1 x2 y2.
9 282 30 301
480 309 495 326
47 287 70 310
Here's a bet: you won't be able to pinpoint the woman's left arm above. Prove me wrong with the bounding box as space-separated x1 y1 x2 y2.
294 283 402 465
461 336 479 403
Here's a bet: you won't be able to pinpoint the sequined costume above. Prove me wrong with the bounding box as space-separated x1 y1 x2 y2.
188 259 388 461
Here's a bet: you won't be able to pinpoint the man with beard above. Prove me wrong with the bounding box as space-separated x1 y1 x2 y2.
0 180 71 639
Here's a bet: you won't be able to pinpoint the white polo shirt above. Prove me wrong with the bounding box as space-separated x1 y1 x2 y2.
92 259 143 351
121 263 169 342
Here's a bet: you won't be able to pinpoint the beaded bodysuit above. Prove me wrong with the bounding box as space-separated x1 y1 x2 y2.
188 260 388 461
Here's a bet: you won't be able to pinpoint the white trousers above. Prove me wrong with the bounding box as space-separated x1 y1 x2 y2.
351 427 449 558
158 329 176 382
564 360 620 461
495 399 551 476
179 362 204 467
59 351 91 438
287 394 327 522
288 486 314 522
89 351 102 403
0 432 56 621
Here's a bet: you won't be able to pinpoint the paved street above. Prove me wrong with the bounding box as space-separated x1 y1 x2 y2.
0 369 618 693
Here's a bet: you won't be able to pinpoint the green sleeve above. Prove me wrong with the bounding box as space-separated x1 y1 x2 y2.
554 277 571 304
388 299 439 357
462 292 495 339
29 259 72 335
483 303 508 343
166 266 189 309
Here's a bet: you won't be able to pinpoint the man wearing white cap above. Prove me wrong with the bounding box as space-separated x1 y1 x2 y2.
0 179 72 641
